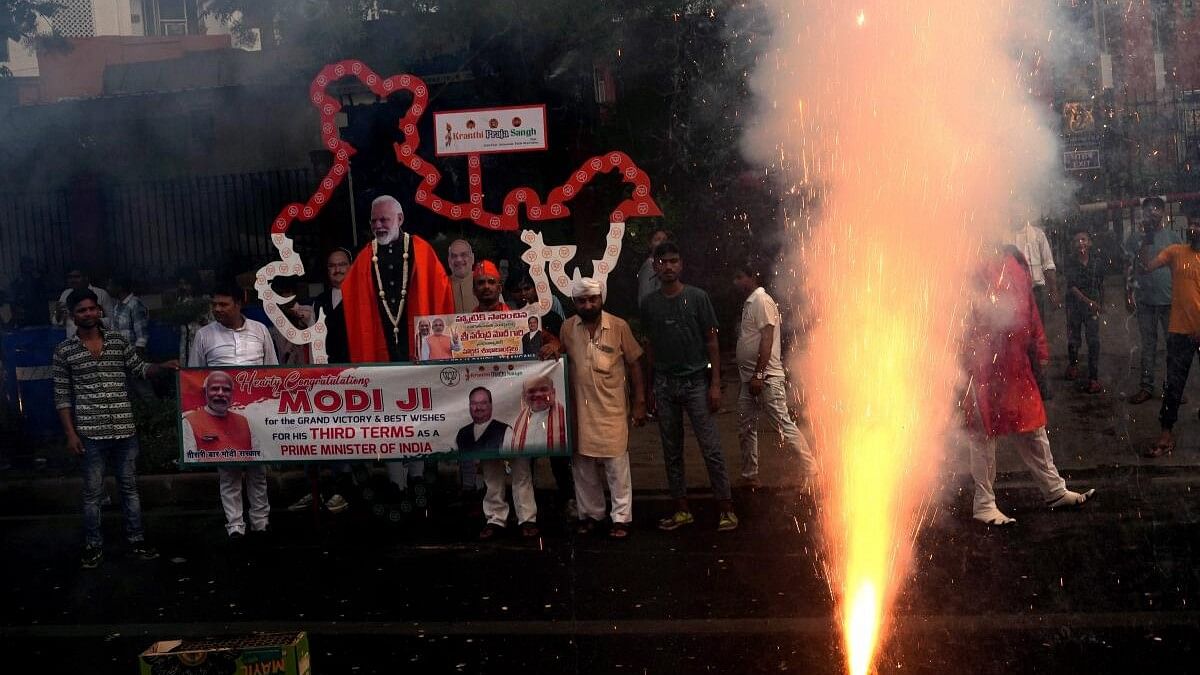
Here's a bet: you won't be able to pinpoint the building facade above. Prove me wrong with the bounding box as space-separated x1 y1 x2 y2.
2 1 235 78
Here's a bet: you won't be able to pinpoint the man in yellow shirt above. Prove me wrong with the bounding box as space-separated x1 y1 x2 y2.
1142 216 1200 457
559 278 647 538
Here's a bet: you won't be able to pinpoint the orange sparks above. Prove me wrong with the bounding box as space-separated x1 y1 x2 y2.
746 1 1063 673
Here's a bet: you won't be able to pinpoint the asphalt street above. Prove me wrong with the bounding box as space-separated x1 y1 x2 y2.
0 464 1196 674
2 274 1199 673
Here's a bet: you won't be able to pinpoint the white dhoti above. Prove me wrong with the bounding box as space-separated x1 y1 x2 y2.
385 460 425 490
572 453 633 524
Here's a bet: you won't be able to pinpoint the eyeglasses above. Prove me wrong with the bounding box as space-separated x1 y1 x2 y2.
327 262 350 269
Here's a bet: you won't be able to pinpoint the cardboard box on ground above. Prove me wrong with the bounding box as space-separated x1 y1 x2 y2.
139 632 310 675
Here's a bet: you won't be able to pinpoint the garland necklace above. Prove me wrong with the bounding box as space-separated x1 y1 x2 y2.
372 233 410 345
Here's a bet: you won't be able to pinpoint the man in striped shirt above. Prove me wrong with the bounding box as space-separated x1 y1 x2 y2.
53 289 179 569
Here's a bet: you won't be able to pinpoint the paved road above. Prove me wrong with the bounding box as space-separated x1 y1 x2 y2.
2 463 1196 674
3 273 1199 673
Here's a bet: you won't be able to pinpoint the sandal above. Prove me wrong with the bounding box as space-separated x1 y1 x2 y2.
608 522 631 539
576 519 598 535
479 524 503 540
1143 441 1174 458
520 521 541 538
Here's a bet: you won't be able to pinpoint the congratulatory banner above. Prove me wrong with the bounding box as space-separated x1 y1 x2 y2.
178 358 571 466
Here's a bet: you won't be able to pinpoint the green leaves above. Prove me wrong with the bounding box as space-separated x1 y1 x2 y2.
0 0 60 44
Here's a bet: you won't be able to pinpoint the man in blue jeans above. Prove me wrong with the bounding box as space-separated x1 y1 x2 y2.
52 288 179 568
641 241 737 531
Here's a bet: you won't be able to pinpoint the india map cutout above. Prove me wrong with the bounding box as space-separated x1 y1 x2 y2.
254 59 662 363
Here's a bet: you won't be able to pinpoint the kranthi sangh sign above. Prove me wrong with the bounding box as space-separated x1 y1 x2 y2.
178 358 571 465
434 105 548 156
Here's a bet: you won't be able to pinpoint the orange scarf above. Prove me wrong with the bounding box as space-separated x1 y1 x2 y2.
343 234 454 362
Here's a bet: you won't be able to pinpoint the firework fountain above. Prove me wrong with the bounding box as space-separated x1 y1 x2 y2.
746 2 1066 673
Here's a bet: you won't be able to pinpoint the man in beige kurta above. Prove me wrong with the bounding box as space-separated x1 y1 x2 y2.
559 277 647 537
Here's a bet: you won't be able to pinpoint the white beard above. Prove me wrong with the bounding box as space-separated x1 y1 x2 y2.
375 229 400 245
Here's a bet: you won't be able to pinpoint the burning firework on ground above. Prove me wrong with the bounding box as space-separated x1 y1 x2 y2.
746 2 1065 673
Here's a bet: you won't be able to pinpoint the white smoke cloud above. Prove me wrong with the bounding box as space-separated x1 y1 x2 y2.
741 2 1074 672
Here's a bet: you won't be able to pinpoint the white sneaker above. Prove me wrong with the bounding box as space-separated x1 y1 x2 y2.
973 508 1016 526
325 494 349 514
287 493 314 512
1047 488 1095 509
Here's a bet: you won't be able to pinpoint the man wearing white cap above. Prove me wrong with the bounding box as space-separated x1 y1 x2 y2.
560 278 647 538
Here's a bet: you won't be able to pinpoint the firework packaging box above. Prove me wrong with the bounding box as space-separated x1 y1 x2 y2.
138 632 311 675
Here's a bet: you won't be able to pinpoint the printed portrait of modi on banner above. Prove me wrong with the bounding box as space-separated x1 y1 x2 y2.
177 358 571 465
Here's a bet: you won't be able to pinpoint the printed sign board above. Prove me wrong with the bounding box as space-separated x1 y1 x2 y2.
434 104 548 156
1063 147 1101 171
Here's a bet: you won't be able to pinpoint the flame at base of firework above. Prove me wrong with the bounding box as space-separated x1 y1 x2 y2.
846 580 881 675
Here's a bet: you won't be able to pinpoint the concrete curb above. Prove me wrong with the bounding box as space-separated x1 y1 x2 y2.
2 462 1194 516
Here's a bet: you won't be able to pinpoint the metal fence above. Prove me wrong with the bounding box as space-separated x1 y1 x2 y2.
0 189 73 288
1084 88 1200 201
0 168 318 291
102 168 318 283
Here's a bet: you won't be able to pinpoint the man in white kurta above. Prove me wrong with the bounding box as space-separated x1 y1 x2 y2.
560 277 647 536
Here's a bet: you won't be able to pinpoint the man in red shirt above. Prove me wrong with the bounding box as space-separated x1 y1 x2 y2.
342 195 455 498
471 260 566 538
962 248 1094 526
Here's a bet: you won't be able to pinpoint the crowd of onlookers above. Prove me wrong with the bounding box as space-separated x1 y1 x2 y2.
41 200 823 569
25 194 1200 568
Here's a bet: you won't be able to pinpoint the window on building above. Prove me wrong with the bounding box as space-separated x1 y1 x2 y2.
1 39 10 63
155 0 189 36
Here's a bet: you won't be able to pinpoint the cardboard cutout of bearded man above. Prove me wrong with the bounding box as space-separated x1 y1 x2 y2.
342 195 455 362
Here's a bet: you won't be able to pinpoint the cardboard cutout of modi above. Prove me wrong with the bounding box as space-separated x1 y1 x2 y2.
252 60 662 364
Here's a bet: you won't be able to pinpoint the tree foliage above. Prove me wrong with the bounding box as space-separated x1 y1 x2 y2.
0 0 59 75
0 0 58 44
